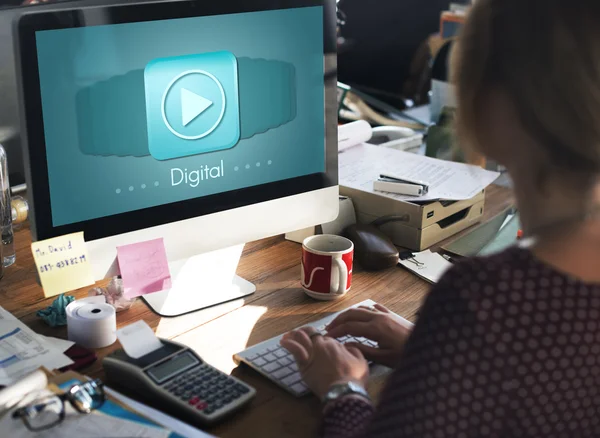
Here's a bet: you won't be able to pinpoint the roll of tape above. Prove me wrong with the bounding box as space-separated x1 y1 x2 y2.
66 296 117 349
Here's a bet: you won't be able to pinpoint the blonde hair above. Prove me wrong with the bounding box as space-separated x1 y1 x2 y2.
452 0 600 175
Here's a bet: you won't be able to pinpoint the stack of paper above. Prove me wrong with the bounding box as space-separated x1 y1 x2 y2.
339 144 500 203
0 307 73 386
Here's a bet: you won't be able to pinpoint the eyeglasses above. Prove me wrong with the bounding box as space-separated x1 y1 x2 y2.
12 379 105 431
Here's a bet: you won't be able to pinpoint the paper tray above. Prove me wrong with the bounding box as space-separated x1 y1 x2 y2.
357 199 485 251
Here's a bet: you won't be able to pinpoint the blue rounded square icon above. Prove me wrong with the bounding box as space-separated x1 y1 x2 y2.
144 51 241 160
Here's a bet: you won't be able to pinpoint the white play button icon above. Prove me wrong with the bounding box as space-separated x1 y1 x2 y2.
181 88 213 127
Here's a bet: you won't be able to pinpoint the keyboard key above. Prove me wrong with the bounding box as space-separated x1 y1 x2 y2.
290 362 299 372
263 353 277 362
196 402 208 411
272 367 293 380
267 345 279 352
246 353 259 361
205 407 215 414
189 396 200 405
252 357 267 367
277 357 292 367
338 336 349 341
355 337 368 343
274 349 288 358
291 382 308 394
282 372 302 386
263 362 281 373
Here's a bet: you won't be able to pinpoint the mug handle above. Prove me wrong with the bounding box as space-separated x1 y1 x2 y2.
332 258 348 295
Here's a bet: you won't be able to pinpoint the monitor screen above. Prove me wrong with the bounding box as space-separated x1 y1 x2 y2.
33 6 325 227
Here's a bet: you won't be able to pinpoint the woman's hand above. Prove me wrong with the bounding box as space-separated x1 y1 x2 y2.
325 304 412 368
281 326 369 399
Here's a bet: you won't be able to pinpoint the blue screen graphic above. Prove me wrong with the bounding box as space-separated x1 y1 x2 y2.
35 7 325 226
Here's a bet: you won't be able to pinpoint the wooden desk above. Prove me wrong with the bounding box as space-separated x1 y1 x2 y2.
0 185 512 437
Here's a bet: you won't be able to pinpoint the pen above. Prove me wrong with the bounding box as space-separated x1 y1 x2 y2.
442 254 455 263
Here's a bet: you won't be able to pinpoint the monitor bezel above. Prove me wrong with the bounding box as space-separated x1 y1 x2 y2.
15 0 337 242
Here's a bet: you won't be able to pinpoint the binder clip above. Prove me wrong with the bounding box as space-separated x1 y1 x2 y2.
399 251 424 267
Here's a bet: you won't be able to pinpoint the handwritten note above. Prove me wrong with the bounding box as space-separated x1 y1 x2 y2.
116 238 172 299
31 232 95 298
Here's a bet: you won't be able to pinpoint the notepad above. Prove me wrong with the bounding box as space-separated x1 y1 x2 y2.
117 238 172 299
31 232 95 298
398 250 453 284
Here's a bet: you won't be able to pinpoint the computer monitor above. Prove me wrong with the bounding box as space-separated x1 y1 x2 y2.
15 0 338 316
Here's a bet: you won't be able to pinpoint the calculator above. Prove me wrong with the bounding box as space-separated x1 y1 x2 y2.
103 338 255 426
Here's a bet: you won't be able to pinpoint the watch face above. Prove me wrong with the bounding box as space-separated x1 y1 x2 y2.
330 384 348 398
347 381 360 392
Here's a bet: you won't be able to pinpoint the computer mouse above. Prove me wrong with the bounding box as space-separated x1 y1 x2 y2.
345 223 399 271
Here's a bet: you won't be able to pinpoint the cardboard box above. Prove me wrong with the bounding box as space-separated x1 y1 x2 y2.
339 185 485 251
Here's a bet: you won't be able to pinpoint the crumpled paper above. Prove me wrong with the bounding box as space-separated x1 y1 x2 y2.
88 276 135 312
37 294 75 327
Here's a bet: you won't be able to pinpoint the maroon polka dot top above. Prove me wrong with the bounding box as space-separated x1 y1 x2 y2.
322 246 600 438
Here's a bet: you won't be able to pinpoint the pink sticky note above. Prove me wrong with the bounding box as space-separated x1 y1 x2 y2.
116 238 172 299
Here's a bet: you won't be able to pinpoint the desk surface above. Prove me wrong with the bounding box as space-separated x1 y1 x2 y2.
0 184 512 437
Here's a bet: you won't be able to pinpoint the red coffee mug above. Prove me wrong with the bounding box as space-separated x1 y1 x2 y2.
301 234 354 300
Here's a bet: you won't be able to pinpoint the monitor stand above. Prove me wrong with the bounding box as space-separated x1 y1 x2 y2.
142 244 256 317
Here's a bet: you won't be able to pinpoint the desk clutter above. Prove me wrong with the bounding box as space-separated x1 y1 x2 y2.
339 143 499 251
0 368 214 437
0 309 255 434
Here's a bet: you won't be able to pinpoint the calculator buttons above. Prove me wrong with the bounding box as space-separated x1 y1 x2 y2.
167 364 254 420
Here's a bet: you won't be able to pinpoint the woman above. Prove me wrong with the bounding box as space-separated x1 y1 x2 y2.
281 1 600 436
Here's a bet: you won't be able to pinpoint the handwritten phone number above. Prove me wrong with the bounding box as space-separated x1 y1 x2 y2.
39 255 87 273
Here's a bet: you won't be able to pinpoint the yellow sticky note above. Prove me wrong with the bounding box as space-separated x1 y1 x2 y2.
31 232 95 297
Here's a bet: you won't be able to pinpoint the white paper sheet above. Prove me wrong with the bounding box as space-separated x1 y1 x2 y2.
107 388 216 438
0 388 169 438
339 144 500 202
0 307 73 386
398 250 453 284
39 336 75 353
116 320 163 359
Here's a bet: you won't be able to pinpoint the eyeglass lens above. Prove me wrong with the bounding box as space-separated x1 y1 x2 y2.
69 380 105 413
22 396 63 431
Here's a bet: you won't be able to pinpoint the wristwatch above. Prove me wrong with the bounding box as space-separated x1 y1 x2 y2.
322 381 370 405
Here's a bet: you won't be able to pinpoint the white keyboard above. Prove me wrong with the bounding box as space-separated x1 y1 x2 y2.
233 299 413 396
